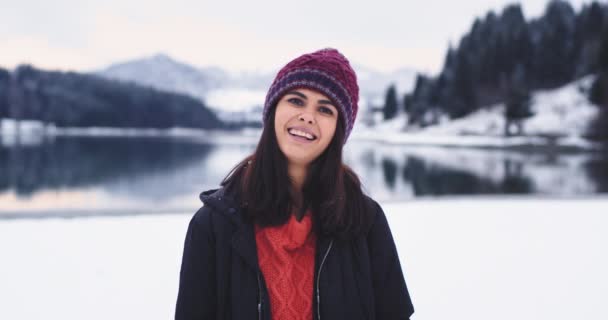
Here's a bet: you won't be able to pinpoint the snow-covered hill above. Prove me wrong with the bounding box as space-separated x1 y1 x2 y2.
356 75 601 149
96 53 225 102
420 75 598 137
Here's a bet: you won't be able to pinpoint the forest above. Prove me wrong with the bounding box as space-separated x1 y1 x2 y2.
0 65 222 129
393 0 608 139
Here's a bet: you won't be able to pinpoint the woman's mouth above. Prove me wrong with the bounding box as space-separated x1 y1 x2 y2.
288 128 317 142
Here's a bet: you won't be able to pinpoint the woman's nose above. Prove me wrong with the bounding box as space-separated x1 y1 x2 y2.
298 113 314 124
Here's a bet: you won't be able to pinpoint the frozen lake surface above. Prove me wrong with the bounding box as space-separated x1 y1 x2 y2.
1 197 607 320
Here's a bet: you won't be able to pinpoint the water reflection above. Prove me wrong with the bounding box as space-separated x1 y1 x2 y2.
345 142 607 201
0 137 214 198
585 158 608 192
1 136 607 214
399 156 534 195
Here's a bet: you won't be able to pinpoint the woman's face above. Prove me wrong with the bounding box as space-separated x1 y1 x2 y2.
274 88 339 168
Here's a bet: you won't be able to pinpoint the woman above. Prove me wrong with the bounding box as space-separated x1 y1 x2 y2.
175 48 414 320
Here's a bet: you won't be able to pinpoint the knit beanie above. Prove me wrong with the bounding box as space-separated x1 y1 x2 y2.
263 48 359 144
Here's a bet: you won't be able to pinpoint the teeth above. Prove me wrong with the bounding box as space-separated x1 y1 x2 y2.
289 129 314 140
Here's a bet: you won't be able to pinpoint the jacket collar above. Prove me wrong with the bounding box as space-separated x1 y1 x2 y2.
200 187 259 270
199 187 334 272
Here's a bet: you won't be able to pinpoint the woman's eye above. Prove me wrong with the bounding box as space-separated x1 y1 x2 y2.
319 106 334 115
288 98 304 106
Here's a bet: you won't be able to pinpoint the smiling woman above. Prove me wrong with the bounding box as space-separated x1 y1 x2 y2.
175 48 414 320
274 89 339 178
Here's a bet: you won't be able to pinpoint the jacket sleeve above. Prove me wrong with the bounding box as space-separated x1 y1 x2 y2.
175 207 216 320
367 200 414 319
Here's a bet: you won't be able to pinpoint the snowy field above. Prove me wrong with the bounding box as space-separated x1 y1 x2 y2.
1 197 607 320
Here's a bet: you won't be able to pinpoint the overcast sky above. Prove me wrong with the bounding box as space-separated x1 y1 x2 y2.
0 0 593 74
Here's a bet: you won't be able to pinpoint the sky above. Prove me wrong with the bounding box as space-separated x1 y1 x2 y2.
0 0 593 74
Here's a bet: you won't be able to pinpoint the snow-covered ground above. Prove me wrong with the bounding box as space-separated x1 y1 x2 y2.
1 197 607 320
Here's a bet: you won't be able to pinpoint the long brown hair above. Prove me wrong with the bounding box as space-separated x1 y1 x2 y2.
221 104 373 238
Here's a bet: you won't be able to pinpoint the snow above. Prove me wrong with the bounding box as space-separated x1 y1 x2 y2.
1 197 607 320
1 118 51 146
356 75 603 150
0 124 260 141
525 76 598 137
384 197 608 320
205 88 266 112
353 128 597 150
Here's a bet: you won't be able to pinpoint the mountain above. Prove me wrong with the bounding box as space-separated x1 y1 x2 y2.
95 54 418 119
97 53 226 102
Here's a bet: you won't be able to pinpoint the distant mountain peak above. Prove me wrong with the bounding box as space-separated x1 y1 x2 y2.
148 53 178 64
150 52 171 60
96 53 226 99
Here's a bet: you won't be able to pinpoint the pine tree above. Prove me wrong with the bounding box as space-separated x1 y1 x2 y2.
383 84 398 120
505 64 534 136
535 0 577 87
450 52 477 118
402 0 608 128
0 68 10 118
598 26 608 72
590 26 608 107
587 25 608 140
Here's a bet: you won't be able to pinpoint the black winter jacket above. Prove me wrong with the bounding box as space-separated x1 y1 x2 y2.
175 187 414 320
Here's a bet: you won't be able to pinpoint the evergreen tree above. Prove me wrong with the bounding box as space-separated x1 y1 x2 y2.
599 26 608 72
534 0 577 87
406 75 433 125
383 84 398 120
405 1 608 128
588 25 608 140
504 88 533 136
4 65 223 129
449 51 477 118
505 64 534 137
573 2 606 76
590 26 608 107
0 68 10 118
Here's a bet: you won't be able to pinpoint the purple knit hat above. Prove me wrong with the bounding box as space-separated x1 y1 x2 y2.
263 48 359 144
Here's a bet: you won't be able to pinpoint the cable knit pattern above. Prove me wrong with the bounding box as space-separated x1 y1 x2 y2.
255 212 316 320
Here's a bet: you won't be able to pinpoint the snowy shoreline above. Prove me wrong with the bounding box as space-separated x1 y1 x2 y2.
3 194 608 220
352 130 604 152
1 121 604 152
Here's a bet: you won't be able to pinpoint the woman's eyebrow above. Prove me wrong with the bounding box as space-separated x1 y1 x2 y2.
318 99 334 106
286 90 335 106
286 90 307 99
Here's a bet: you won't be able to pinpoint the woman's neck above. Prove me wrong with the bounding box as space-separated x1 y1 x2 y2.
288 163 307 193
288 163 307 219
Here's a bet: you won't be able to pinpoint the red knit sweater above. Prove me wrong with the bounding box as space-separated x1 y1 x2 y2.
255 212 316 320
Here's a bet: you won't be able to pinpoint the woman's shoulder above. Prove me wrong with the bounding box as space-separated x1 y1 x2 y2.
360 193 395 236
360 193 384 218
191 186 245 226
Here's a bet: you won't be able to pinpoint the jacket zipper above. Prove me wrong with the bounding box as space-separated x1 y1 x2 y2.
257 272 263 320
316 240 333 320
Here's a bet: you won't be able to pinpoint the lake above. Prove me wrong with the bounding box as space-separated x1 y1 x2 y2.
1 133 607 217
